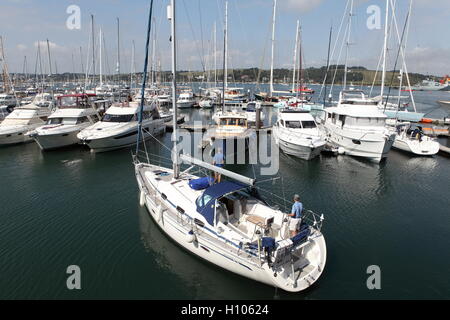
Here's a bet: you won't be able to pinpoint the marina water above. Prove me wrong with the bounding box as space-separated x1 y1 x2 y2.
0 85 449 299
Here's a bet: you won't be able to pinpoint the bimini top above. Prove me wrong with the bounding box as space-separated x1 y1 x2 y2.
196 181 247 225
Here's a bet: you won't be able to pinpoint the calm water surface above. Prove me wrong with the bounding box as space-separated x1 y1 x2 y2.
0 85 449 299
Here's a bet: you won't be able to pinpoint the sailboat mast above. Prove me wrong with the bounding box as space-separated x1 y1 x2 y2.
99 28 103 87
169 0 179 178
223 1 228 93
117 17 120 78
91 15 96 81
380 0 390 100
292 20 299 93
324 25 333 106
343 0 353 90
130 40 135 89
222 1 228 109
269 0 277 97
46 39 53 77
214 21 217 88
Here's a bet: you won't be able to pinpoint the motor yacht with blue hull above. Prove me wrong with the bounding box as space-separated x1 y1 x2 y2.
134 155 326 292
77 101 165 153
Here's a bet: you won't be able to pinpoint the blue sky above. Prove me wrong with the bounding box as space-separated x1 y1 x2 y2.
1 0 450 76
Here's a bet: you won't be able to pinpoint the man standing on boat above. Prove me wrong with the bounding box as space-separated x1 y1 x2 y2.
213 148 225 183
288 195 303 237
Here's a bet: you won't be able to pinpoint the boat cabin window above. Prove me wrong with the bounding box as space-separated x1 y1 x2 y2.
352 117 385 127
302 121 317 129
62 118 79 125
215 202 229 226
102 113 135 123
285 121 302 129
76 116 90 124
47 118 63 125
228 119 237 126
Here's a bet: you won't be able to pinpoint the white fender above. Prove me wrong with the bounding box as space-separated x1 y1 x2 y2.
186 230 196 243
139 190 145 207
338 147 345 155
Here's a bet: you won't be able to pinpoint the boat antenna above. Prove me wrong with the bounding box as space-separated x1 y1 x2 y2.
135 0 154 155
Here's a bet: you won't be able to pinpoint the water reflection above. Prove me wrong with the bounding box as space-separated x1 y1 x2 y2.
137 206 274 299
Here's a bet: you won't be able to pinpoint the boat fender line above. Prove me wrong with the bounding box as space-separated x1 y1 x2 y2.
139 190 145 207
186 230 196 243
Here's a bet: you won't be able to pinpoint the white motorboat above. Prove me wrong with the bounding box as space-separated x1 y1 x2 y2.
176 91 195 108
0 102 52 145
204 109 256 160
321 90 396 163
0 104 14 120
437 100 450 111
77 101 165 153
198 97 213 108
273 109 326 160
0 93 18 108
28 94 101 150
392 123 440 156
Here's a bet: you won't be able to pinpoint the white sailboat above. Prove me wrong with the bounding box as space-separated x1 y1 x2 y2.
392 123 440 156
134 0 326 293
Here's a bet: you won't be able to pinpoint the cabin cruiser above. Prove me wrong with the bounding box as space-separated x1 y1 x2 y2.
224 87 247 101
391 122 440 156
77 101 165 152
321 90 396 162
0 93 18 109
28 94 101 150
0 105 14 120
0 102 52 145
201 110 256 162
273 109 326 160
176 91 195 108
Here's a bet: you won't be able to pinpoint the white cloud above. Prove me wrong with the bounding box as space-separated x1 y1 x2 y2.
282 0 325 12
16 44 27 50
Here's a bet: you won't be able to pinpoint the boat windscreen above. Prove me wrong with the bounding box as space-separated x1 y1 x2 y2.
102 114 135 122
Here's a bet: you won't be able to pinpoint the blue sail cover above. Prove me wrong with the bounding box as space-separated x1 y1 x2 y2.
189 177 215 190
196 181 247 225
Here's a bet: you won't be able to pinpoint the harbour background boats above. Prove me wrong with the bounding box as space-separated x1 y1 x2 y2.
0 83 449 299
